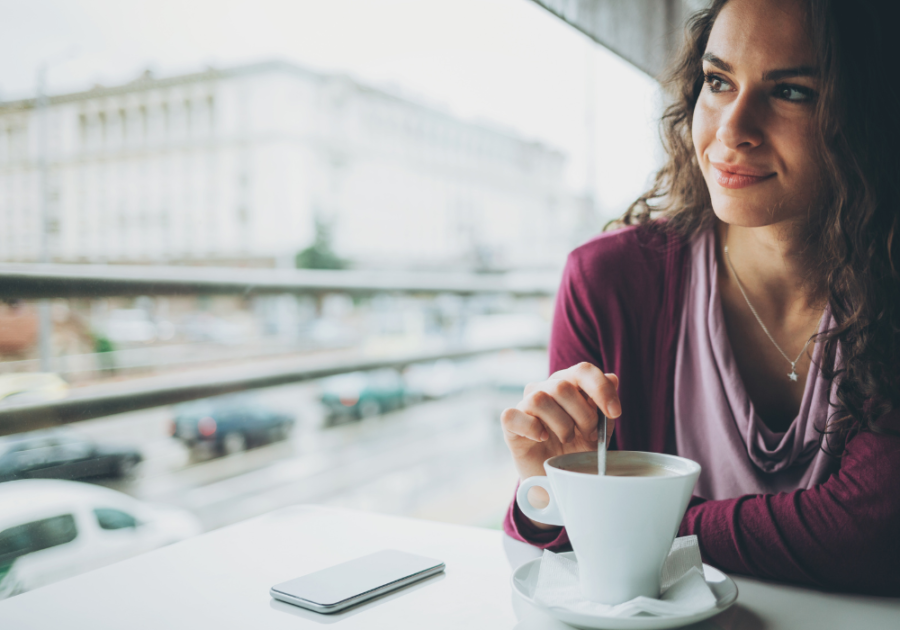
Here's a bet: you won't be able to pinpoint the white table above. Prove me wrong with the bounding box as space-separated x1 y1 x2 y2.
1 505 898 629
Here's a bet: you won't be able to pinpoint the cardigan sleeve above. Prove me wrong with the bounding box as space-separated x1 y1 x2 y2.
501 245 599 550
503 224 680 549
679 411 900 596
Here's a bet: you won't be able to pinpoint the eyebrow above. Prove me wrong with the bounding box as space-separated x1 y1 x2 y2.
702 53 818 81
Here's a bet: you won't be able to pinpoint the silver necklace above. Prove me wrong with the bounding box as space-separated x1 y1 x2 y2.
723 245 817 382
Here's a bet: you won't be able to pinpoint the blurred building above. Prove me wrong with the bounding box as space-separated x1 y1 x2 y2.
0 61 577 271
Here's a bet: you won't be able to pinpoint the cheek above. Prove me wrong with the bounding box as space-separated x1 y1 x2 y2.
775 120 819 183
691 100 715 164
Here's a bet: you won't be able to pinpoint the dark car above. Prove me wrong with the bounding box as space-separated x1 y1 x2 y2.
319 369 409 423
170 395 295 455
0 430 142 483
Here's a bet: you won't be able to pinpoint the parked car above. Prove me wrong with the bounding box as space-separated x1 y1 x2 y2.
0 479 201 599
105 309 157 344
0 373 68 406
181 313 251 345
0 430 142 483
170 395 295 455
319 368 408 423
0 558 24 599
403 359 478 400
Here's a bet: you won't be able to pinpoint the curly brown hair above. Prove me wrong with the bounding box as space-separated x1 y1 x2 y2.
617 0 900 451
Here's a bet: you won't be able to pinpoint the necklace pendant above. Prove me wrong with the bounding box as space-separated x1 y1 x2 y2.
788 370 799 382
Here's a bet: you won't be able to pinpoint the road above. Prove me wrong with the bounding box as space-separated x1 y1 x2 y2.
71 384 523 532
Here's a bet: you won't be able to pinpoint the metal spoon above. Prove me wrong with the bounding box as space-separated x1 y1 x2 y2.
598 410 607 476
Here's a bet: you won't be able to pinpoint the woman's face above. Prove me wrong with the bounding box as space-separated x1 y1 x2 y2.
692 0 822 229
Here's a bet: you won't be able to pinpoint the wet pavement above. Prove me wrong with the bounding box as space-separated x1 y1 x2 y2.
74 385 522 532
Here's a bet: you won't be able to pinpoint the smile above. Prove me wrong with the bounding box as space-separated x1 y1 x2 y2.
711 165 776 189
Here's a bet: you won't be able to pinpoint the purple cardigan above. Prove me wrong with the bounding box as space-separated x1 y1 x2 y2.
503 224 900 596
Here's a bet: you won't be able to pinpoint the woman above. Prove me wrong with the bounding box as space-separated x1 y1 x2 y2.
502 0 900 595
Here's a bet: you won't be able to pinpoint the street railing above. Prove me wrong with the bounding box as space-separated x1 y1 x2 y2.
0 264 557 436
0 341 546 436
0 263 559 299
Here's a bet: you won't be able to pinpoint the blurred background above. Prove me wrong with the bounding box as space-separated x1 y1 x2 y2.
0 0 667 598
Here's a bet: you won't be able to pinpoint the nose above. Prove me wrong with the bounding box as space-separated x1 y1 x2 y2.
715 92 764 150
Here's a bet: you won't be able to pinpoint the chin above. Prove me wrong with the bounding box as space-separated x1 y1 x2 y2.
709 195 790 228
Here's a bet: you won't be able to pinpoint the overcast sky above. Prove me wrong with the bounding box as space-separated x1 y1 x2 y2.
0 0 663 216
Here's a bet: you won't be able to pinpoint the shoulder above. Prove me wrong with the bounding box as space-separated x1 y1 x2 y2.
561 221 689 304
841 409 900 466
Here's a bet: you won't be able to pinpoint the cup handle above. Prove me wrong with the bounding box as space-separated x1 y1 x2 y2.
516 476 564 527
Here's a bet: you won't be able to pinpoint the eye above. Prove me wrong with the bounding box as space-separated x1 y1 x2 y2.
703 72 733 93
775 84 816 103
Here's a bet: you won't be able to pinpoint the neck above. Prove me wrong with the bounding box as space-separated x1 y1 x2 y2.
717 220 823 320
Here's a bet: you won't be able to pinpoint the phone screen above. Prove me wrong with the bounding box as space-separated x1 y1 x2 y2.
270 549 444 612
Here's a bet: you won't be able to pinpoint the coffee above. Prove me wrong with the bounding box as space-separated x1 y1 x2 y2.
606 462 680 477
557 459 681 477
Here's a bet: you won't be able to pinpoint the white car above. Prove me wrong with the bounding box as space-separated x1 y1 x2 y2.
0 479 202 598
105 309 158 343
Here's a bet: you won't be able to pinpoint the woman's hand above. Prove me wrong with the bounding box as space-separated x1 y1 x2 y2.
501 362 621 528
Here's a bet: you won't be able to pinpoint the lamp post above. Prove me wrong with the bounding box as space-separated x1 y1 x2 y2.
35 49 76 373
36 62 53 373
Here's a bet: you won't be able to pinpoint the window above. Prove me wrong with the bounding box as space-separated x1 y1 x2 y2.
98 112 107 145
0 0 641 592
139 105 148 140
78 114 88 148
0 515 78 564
118 109 127 144
94 508 137 530
206 95 215 134
0 126 8 162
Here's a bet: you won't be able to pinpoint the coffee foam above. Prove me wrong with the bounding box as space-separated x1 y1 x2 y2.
557 460 681 477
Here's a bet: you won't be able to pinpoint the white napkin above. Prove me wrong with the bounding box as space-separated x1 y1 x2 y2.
533 535 717 618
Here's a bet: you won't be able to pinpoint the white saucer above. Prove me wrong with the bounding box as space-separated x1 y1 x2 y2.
511 552 738 630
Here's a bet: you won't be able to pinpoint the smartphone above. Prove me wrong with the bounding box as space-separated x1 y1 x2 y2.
269 549 445 613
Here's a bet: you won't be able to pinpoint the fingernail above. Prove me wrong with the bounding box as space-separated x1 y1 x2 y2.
609 401 621 418
540 430 549 442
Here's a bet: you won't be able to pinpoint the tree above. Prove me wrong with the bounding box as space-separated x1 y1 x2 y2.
294 218 346 270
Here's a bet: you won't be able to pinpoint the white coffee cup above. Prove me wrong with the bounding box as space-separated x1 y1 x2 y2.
516 450 701 604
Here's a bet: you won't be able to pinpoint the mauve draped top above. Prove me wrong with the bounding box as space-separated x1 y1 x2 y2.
502 223 900 596
673 227 840 500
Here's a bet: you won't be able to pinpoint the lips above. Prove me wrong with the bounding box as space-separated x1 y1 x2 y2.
710 161 775 189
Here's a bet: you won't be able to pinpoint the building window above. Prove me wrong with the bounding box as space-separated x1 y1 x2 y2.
118 109 126 144
98 112 107 146
207 95 215 134
78 114 87 149
185 100 192 137
161 103 169 138
139 105 148 142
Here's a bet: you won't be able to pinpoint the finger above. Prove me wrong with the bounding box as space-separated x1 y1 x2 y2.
500 407 548 442
536 378 600 439
557 363 622 418
605 373 619 391
603 372 619 444
547 367 619 393
517 389 578 444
